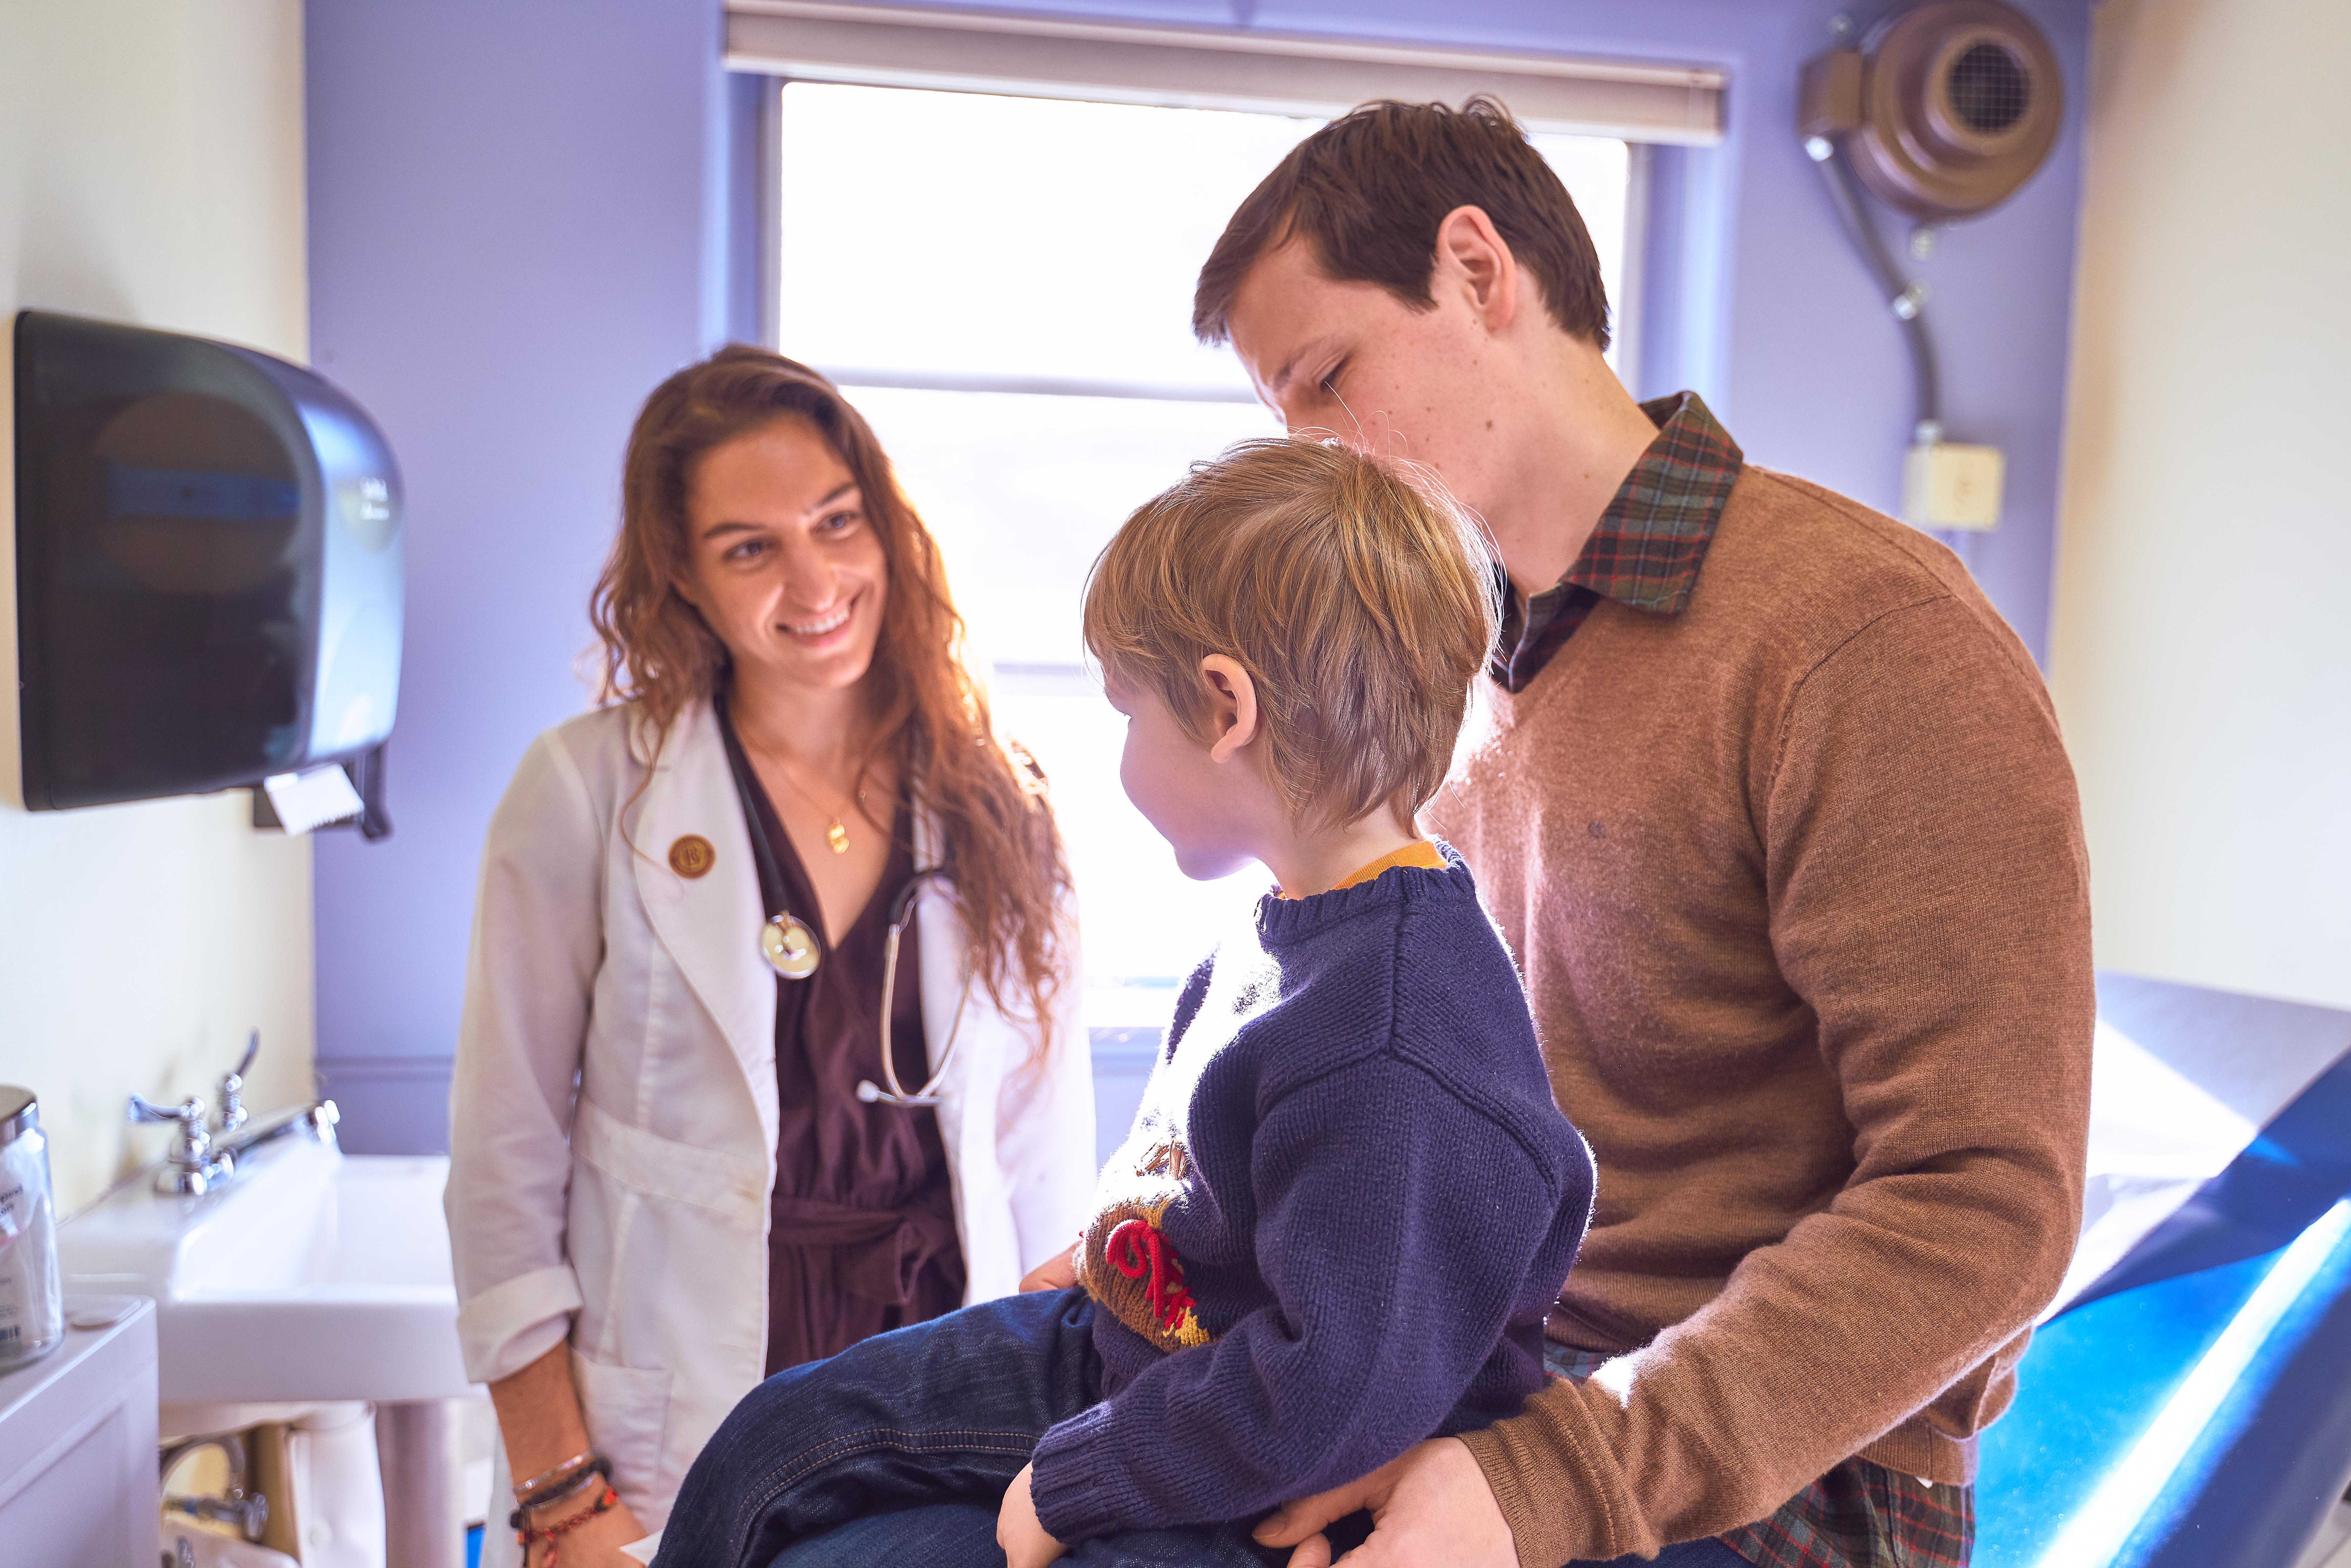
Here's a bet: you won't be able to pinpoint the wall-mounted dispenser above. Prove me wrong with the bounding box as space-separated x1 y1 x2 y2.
12 311 402 823
1799 2 2064 535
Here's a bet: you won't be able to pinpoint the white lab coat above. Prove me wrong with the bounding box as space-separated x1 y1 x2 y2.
444 700 1095 1558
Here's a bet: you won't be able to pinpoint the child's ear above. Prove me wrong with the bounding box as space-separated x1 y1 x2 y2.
1199 655 1260 763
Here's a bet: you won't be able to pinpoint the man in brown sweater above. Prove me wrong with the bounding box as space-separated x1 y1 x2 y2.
1191 101 2093 1568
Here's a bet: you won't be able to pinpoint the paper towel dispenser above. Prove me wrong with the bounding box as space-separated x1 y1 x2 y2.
12 310 403 813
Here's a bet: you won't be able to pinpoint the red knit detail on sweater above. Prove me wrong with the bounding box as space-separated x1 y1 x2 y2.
1105 1218 1196 1331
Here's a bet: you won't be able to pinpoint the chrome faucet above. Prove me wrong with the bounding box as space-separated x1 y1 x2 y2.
126 1094 235 1195
222 1098 341 1160
126 1033 341 1194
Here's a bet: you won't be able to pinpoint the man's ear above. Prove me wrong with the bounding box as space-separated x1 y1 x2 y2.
1432 205 1519 332
1199 655 1260 764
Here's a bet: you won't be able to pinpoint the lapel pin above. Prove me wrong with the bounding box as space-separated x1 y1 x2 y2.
668 835 716 879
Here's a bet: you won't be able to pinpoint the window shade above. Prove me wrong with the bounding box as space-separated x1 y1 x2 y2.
724 1 1725 146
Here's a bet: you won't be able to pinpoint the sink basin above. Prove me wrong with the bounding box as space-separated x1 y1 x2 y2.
57 1135 470 1405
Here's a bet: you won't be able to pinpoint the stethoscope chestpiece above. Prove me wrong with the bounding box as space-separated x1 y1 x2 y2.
760 913 821 980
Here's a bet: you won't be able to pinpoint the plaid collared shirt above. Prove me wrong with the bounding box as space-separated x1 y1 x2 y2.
1490 391 1743 693
1516 394 1975 1568
1545 1346 1973 1568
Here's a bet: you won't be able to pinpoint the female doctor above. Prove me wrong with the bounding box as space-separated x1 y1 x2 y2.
444 348 1096 1567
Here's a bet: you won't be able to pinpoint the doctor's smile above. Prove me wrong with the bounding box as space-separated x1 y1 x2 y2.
782 604 854 639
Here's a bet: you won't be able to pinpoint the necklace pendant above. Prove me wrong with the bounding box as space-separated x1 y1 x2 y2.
825 818 850 855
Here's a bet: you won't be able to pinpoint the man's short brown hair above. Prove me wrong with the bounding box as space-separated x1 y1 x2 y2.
1083 438 1499 831
1193 96 1610 350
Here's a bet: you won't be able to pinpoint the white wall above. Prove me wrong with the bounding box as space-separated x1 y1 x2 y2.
0 0 315 1211
2050 0 2351 1012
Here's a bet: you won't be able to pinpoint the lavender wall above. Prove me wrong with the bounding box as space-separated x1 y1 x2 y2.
304 0 740 1148
305 0 2091 1150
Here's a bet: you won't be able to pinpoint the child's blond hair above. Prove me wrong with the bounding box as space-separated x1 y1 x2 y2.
1083 437 1500 831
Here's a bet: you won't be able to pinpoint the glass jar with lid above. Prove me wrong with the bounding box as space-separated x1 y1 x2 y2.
0 1087 65 1369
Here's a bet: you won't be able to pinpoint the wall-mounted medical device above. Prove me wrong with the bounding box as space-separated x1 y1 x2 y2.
1799 1 2064 533
12 311 403 825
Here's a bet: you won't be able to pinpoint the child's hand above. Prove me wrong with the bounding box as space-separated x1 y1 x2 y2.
1020 1243 1079 1292
996 1463 1068 1568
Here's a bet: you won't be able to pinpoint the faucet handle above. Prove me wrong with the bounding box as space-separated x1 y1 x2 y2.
129 1093 206 1129
129 1094 229 1193
218 1031 259 1136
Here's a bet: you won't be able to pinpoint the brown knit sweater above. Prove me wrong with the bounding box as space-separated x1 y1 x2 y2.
1427 466 2093 1567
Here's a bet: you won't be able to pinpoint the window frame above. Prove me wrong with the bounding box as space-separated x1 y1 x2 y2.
724 0 1726 145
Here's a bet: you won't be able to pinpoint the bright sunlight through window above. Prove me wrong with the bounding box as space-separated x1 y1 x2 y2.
777 84 1632 1022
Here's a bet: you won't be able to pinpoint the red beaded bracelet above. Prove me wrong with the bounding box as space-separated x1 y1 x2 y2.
516 1483 617 1566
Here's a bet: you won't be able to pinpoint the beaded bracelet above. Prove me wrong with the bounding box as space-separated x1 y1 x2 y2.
510 1456 613 1529
512 1448 598 1501
515 1482 617 1567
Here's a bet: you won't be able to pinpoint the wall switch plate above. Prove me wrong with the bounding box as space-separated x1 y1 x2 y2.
1903 441 2004 531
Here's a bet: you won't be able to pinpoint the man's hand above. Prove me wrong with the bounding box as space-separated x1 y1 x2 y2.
1253 1438 1514 1568
997 1463 1069 1568
1020 1243 1079 1292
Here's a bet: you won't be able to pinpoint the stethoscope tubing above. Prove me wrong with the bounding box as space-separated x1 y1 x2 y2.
861 880 968 1109
719 696 968 1111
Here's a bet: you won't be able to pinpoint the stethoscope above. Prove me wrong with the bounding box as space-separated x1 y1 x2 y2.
720 707 969 1109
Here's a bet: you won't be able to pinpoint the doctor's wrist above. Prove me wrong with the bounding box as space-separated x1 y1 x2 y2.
510 1454 612 1528
515 1478 624 1567
514 1448 602 1501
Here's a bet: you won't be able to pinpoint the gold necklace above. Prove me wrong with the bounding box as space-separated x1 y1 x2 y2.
764 753 866 856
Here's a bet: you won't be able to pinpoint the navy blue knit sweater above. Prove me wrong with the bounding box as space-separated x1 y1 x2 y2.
1029 845 1594 1542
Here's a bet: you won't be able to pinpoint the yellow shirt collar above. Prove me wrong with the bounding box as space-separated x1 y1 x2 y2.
1282 839 1446 900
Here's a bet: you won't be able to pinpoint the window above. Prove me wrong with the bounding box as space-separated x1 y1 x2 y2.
775 82 1633 1056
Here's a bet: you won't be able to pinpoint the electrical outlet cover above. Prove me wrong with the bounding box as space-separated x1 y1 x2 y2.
1902 441 2004 531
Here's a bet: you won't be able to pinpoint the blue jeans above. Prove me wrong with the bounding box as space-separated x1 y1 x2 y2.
651 1288 1308 1568
651 1286 1749 1568
750 1503 1751 1567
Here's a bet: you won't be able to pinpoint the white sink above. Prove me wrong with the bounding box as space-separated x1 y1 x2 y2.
57 1135 470 1405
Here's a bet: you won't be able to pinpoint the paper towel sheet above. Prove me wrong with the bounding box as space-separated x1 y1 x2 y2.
263 765 363 835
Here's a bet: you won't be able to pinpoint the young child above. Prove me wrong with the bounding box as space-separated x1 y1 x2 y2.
652 438 1594 1568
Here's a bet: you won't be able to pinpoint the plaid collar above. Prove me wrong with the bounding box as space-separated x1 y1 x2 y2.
1490 391 1744 692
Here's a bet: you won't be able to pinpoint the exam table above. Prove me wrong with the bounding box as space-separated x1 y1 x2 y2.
1977 972 2351 1568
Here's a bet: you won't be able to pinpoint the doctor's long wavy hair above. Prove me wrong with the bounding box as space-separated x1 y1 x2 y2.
589 346 1072 1055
